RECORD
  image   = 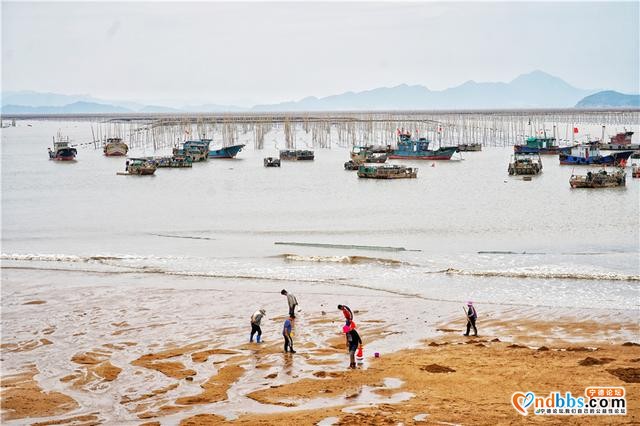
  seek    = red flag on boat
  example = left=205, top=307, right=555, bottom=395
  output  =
left=573, top=127, right=579, bottom=134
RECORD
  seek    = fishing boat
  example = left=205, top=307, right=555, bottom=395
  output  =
left=569, top=168, right=626, bottom=188
left=598, top=131, right=639, bottom=151
left=514, top=136, right=562, bottom=154
left=264, top=157, right=281, bottom=167
left=559, top=142, right=633, bottom=166
left=357, top=164, right=418, bottom=179
left=173, top=140, right=210, bottom=162
left=208, top=144, right=245, bottom=159
left=146, top=156, right=192, bottom=168
left=508, top=153, right=543, bottom=175
left=388, top=133, right=457, bottom=160
left=48, top=132, right=77, bottom=161
left=103, top=137, right=129, bottom=156
left=344, top=160, right=360, bottom=170
left=350, top=146, right=387, bottom=163
left=457, top=143, right=482, bottom=152
left=120, top=158, right=157, bottom=175
left=279, top=150, right=314, bottom=161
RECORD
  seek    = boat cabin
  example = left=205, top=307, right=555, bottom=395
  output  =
left=524, top=136, right=557, bottom=149
left=396, top=136, right=431, bottom=153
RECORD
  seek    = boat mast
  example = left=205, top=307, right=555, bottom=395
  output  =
left=601, top=125, right=605, bottom=143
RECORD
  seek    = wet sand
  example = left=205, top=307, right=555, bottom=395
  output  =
left=1, top=269, right=639, bottom=424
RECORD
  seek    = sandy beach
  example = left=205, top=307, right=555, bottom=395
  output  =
left=1, top=268, right=638, bottom=425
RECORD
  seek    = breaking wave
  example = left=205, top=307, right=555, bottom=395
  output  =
left=278, top=253, right=409, bottom=266
left=441, top=268, right=640, bottom=282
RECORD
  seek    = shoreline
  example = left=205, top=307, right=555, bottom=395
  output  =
left=1, top=268, right=639, bottom=424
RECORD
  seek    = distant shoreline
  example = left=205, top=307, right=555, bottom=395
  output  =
left=2, top=107, right=640, bottom=122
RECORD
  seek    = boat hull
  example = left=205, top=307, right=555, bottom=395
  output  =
left=357, top=165, right=418, bottom=179
left=570, top=171, right=626, bottom=188
left=280, top=150, right=315, bottom=161
left=559, top=151, right=633, bottom=166
left=49, top=148, right=77, bottom=161
left=598, top=143, right=640, bottom=151
left=457, top=144, right=482, bottom=152
left=208, top=144, right=245, bottom=159
left=514, top=145, right=562, bottom=155
left=388, top=147, right=457, bottom=160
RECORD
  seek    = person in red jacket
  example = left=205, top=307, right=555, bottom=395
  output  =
left=337, top=304, right=353, bottom=326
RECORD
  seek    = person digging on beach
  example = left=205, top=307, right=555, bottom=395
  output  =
left=281, top=289, right=298, bottom=318
left=463, top=301, right=478, bottom=336
left=283, top=315, right=296, bottom=353
left=337, top=304, right=354, bottom=326
left=250, top=308, right=266, bottom=343
left=344, top=323, right=362, bottom=369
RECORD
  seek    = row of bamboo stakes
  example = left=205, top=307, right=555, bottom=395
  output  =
left=87, top=110, right=639, bottom=151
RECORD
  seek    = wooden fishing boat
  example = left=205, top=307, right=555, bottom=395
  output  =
left=357, top=164, right=418, bottom=179
left=569, top=168, right=626, bottom=188
left=209, top=144, right=245, bottom=159
left=264, top=157, right=281, bottom=167
left=457, top=143, right=482, bottom=152
left=388, top=132, right=457, bottom=160
left=48, top=132, right=77, bottom=161
left=514, top=136, right=561, bottom=154
left=279, top=150, right=314, bottom=161
left=559, top=142, right=633, bottom=166
left=350, top=146, right=388, bottom=163
left=508, top=153, right=542, bottom=175
left=120, top=158, right=157, bottom=175
left=344, top=160, right=360, bottom=170
left=103, top=137, right=129, bottom=156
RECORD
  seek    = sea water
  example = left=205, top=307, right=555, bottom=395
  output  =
left=2, top=120, right=638, bottom=311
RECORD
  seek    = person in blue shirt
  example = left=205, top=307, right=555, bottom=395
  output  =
left=283, top=316, right=296, bottom=353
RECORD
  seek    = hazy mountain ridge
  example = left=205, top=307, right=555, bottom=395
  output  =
left=575, top=90, right=640, bottom=108
left=2, top=71, right=637, bottom=113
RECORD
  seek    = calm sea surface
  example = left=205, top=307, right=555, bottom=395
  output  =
left=2, top=120, right=639, bottom=311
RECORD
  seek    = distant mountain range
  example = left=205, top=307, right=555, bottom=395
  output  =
left=575, top=90, right=640, bottom=108
left=2, top=71, right=638, bottom=113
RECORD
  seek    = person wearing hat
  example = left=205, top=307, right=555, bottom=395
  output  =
left=250, top=308, right=266, bottom=343
left=281, top=289, right=298, bottom=318
left=337, top=304, right=353, bottom=326
left=463, top=301, right=478, bottom=336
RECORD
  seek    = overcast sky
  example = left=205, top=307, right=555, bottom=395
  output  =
left=2, top=1, right=638, bottom=106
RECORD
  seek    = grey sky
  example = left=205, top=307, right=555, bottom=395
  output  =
left=2, top=1, right=638, bottom=106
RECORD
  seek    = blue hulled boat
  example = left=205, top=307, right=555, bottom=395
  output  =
left=388, top=133, right=458, bottom=160
left=208, top=144, right=245, bottom=159
left=559, top=142, right=633, bottom=166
